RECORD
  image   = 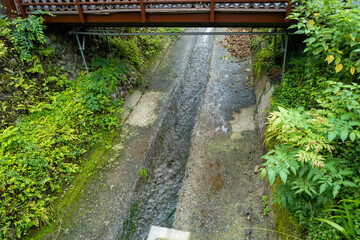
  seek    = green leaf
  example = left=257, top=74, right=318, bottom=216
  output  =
left=349, top=132, right=356, bottom=141
left=279, top=171, right=287, bottom=184
left=319, top=183, right=328, bottom=194
left=268, top=169, right=276, bottom=186
left=340, top=130, right=348, bottom=142
left=316, top=218, right=351, bottom=240
left=342, top=181, right=357, bottom=187
left=333, top=184, right=341, bottom=198
left=260, top=168, right=266, bottom=179
left=350, top=32, right=356, bottom=41
left=328, top=131, right=337, bottom=142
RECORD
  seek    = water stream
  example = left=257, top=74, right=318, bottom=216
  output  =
left=119, top=28, right=214, bottom=239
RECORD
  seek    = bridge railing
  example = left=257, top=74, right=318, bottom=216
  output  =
left=3, top=0, right=294, bottom=24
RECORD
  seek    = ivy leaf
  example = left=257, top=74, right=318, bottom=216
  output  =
left=279, top=171, right=287, bottom=184
left=340, top=130, right=348, bottom=142
left=328, top=131, right=337, bottom=142
left=335, top=64, right=343, bottom=73
left=332, top=184, right=341, bottom=198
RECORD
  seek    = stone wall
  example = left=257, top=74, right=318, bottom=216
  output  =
left=45, top=27, right=138, bottom=100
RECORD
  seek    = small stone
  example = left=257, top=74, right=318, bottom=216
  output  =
left=254, top=165, right=260, bottom=174
left=9, top=58, right=18, bottom=67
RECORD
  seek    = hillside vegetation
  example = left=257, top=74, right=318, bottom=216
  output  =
left=256, top=0, right=360, bottom=239
left=0, top=13, right=175, bottom=238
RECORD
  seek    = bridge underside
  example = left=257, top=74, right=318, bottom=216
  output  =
left=3, top=0, right=294, bottom=27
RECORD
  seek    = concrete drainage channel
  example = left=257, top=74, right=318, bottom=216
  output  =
left=51, top=28, right=274, bottom=240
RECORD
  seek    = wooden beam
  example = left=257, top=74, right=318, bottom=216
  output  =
left=140, top=0, right=146, bottom=22
left=210, top=0, right=214, bottom=22
left=75, top=0, right=86, bottom=23
left=285, top=0, right=292, bottom=22
left=15, top=0, right=27, bottom=18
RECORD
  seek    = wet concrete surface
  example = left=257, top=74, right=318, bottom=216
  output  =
left=174, top=30, right=269, bottom=239
left=49, top=28, right=270, bottom=240
left=119, top=28, right=214, bottom=240
left=53, top=30, right=195, bottom=240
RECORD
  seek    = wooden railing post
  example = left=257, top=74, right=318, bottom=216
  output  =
left=15, top=0, right=27, bottom=18
left=75, top=0, right=85, bottom=23
left=285, top=0, right=292, bottom=22
left=210, top=0, right=214, bottom=22
left=140, top=0, right=146, bottom=23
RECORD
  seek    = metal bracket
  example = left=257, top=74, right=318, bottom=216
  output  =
left=75, top=33, right=89, bottom=71
left=281, top=32, right=288, bottom=85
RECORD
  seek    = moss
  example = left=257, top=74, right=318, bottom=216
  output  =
left=24, top=131, right=118, bottom=240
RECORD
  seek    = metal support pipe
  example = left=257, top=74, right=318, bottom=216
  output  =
left=281, top=33, right=288, bottom=85
left=69, top=30, right=287, bottom=36
left=75, top=33, right=89, bottom=70
left=273, top=28, right=277, bottom=60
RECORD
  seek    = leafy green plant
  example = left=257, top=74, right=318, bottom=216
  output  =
left=317, top=199, right=360, bottom=240
left=289, top=0, right=360, bottom=76
left=11, top=12, right=48, bottom=61
left=262, top=81, right=360, bottom=218
left=139, top=168, right=148, bottom=180
left=262, top=195, right=270, bottom=215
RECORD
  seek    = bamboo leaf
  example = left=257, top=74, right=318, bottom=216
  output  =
left=316, top=218, right=351, bottom=240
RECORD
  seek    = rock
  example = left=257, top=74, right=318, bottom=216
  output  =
left=254, top=165, right=260, bottom=174
left=106, top=52, right=116, bottom=59
left=9, top=58, right=18, bottom=67
left=49, top=33, right=57, bottom=42
left=44, top=36, right=51, bottom=45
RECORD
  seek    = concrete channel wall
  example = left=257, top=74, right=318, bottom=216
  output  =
left=254, top=72, right=299, bottom=240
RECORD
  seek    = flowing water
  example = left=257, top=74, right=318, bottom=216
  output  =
left=119, top=28, right=215, bottom=239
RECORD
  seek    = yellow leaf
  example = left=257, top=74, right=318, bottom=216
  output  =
left=307, top=20, right=315, bottom=26
left=338, top=51, right=343, bottom=55
left=314, top=13, right=320, bottom=16
left=350, top=66, right=355, bottom=75
left=335, top=64, right=343, bottom=73
left=325, top=55, right=334, bottom=64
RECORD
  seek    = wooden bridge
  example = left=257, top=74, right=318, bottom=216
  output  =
left=3, top=0, right=295, bottom=27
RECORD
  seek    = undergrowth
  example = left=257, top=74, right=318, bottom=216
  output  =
left=254, top=0, right=360, bottom=239
left=0, top=14, right=172, bottom=239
